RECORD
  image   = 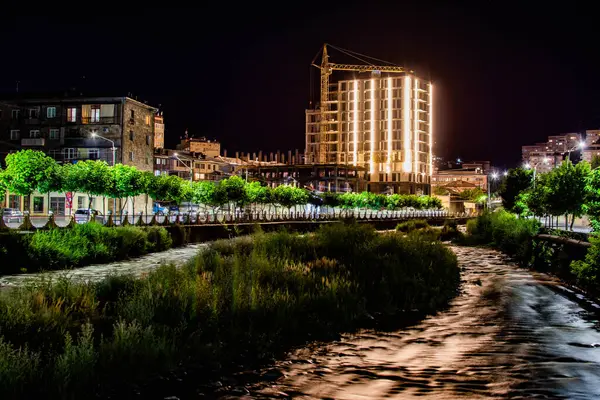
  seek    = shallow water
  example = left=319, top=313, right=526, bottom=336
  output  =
left=237, top=246, right=600, bottom=399
left=0, top=243, right=205, bottom=287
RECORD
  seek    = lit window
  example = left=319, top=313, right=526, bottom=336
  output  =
left=49, top=129, right=59, bottom=140
left=145, top=115, right=150, bottom=126
left=11, top=109, right=20, bottom=119
left=47, top=107, right=57, bottom=118
left=67, top=108, right=77, bottom=122
left=155, top=158, right=161, bottom=165
left=90, top=106, right=100, bottom=123
left=154, top=170, right=160, bottom=176
left=29, top=130, right=40, bottom=138
left=10, top=130, right=20, bottom=140
left=63, top=148, right=76, bottom=159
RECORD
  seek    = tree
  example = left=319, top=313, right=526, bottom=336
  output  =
left=139, top=171, right=155, bottom=214
left=0, top=150, right=59, bottom=196
left=220, top=176, right=248, bottom=211
left=63, top=160, right=113, bottom=211
left=592, top=154, right=600, bottom=170
left=273, top=185, right=308, bottom=211
left=0, top=168, right=6, bottom=203
left=584, top=168, right=600, bottom=231
left=545, top=160, right=590, bottom=230
left=459, top=188, right=486, bottom=203
left=433, top=186, right=450, bottom=196
left=245, top=181, right=272, bottom=212
left=498, top=167, right=533, bottom=212
left=109, top=164, right=145, bottom=214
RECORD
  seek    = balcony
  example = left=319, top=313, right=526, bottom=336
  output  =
left=81, top=116, right=118, bottom=124
left=21, top=138, right=45, bottom=147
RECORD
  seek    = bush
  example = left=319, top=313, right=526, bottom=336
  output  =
left=0, top=223, right=459, bottom=398
left=396, top=219, right=429, bottom=233
left=571, top=234, right=600, bottom=295
left=464, top=210, right=540, bottom=263
left=0, top=225, right=173, bottom=274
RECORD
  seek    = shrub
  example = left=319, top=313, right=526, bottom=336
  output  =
left=396, top=219, right=429, bottom=233
left=571, top=234, right=600, bottom=295
left=0, top=225, right=173, bottom=274
left=464, top=210, right=540, bottom=263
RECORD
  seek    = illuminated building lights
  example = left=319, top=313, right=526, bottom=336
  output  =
left=414, top=78, right=419, bottom=175
left=428, top=83, right=433, bottom=176
left=403, top=75, right=412, bottom=173
left=370, top=78, right=375, bottom=175
left=353, top=80, right=358, bottom=166
left=387, top=77, right=393, bottom=174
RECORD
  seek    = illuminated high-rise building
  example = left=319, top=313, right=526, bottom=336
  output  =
left=305, top=72, right=433, bottom=194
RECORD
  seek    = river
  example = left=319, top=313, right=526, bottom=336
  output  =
left=207, top=246, right=600, bottom=399
left=4, top=242, right=600, bottom=398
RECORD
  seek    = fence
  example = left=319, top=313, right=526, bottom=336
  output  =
left=1, top=209, right=473, bottom=231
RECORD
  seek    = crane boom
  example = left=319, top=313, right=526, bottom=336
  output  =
left=313, top=44, right=409, bottom=164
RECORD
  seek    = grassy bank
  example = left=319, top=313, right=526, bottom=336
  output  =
left=0, top=224, right=172, bottom=274
left=0, top=222, right=459, bottom=399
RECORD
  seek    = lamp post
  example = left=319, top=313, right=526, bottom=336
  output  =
left=173, top=152, right=193, bottom=182
left=91, top=132, right=117, bottom=212
left=487, top=172, right=498, bottom=210
left=566, top=141, right=586, bottom=162
left=524, top=157, right=550, bottom=189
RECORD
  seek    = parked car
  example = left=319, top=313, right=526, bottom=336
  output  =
left=74, top=208, right=103, bottom=224
left=2, top=208, right=23, bottom=224
left=153, top=203, right=169, bottom=215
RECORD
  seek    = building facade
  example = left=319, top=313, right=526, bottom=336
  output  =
left=177, top=137, right=221, bottom=157
left=431, top=168, right=488, bottom=193
left=305, top=74, right=433, bottom=194
left=0, top=96, right=158, bottom=215
left=154, top=112, right=165, bottom=149
left=154, top=148, right=226, bottom=182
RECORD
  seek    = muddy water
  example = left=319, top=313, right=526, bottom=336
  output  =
left=238, top=246, right=600, bottom=399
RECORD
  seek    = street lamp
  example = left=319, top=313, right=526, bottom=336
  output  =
left=524, top=157, right=549, bottom=188
left=91, top=132, right=117, bottom=212
left=173, top=152, right=193, bottom=182
left=487, top=172, right=499, bottom=209
left=566, top=141, right=586, bottom=161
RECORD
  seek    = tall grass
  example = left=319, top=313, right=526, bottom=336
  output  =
left=0, top=224, right=172, bottom=274
left=0, top=223, right=459, bottom=398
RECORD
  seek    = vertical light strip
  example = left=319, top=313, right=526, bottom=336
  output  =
left=353, top=80, right=358, bottom=166
left=370, top=78, right=375, bottom=175
left=387, top=77, right=393, bottom=174
left=403, top=76, right=412, bottom=172
left=414, top=78, right=419, bottom=175
left=428, top=83, right=433, bottom=176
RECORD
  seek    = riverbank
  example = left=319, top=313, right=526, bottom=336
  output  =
left=0, top=223, right=459, bottom=399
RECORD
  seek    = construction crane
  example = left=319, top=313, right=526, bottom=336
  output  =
left=311, top=44, right=412, bottom=164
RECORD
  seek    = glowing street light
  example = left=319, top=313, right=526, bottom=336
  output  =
left=173, top=152, right=193, bottom=182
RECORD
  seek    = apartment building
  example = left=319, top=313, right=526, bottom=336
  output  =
left=177, top=137, right=221, bottom=157
left=0, top=95, right=158, bottom=215
left=521, top=132, right=585, bottom=173
left=154, top=148, right=226, bottom=182
left=305, top=74, right=432, bottom=194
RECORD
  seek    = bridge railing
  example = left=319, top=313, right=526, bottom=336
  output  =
left=1, top=209, right=473, bottom=230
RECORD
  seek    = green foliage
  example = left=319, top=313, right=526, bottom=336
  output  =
left=465, top=210, right=541, bottom=262
left=273, top=185, right=308, bottom=209
left=64, top=161, right=112, bottom=207
left=433, top=186, right=450, bottom=195
left=592, top=154, right=600, bottom=170
left=396, top=219, right=430, bottom=232
left=544, top=160, right=590, bottom=221
left=320, top=191, right=340, bottom=208
left=571, top=234, right=600, bottom=294
left=459, top=188, right=486, bottom=202
left=0, top=150, right=60, bottom=196
left=0, top=224, right=459, bottom=398
left=220, top=176, right=248, bottom=206
left=584, top=168, right=600, bottom=231
left=498, top=167, right=533, bottom=212
left=0, top=225, right=172, bottom=273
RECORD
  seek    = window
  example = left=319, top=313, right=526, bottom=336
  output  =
left=8, top=195, right=20, bottom=209
left=130, top=109, right=135, bottom=119
left=29, top=130, right=40, bottom=138
left=154, top=170, right=161, bottom=176
left=10, top=130, right=20, bottom=140
left=155, top=158, right=161, bottom=165
left=28, top=109, right=39, bottom=118
left=129, top=151, right=134, bottom=161
left=46, top=107, right=57, bottom=118
left=63, top=148, right=76, bottom=159
left=33, top=196, right=44, bottom=213
left=49, top=129, right=59, bottom=140
left=146, top=135, right=151, bottom=145
left=67, top=107, right=77, bottom=122
left=145, top=156, right=149, bottom=165
left=129, top=130, right=134, bottom=141
left=77, top=196, right=85, bottom=210
left=50, top=197, right=65, bottom=216
left=11, top=109, right=20, bottom=119
left=145, top=115, right=150, bottom=126
left=91, top=106, right=100, bottom=123
left=88, top=148, right=100, bottom=160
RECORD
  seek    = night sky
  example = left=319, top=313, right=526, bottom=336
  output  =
left=2, top=2, right=600, bottom=168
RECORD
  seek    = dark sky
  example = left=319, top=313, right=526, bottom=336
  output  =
left=1, top=2, right=600, bottom=168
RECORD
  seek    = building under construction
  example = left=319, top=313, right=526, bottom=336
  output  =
left=305, top=44, right=433, bottom=194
